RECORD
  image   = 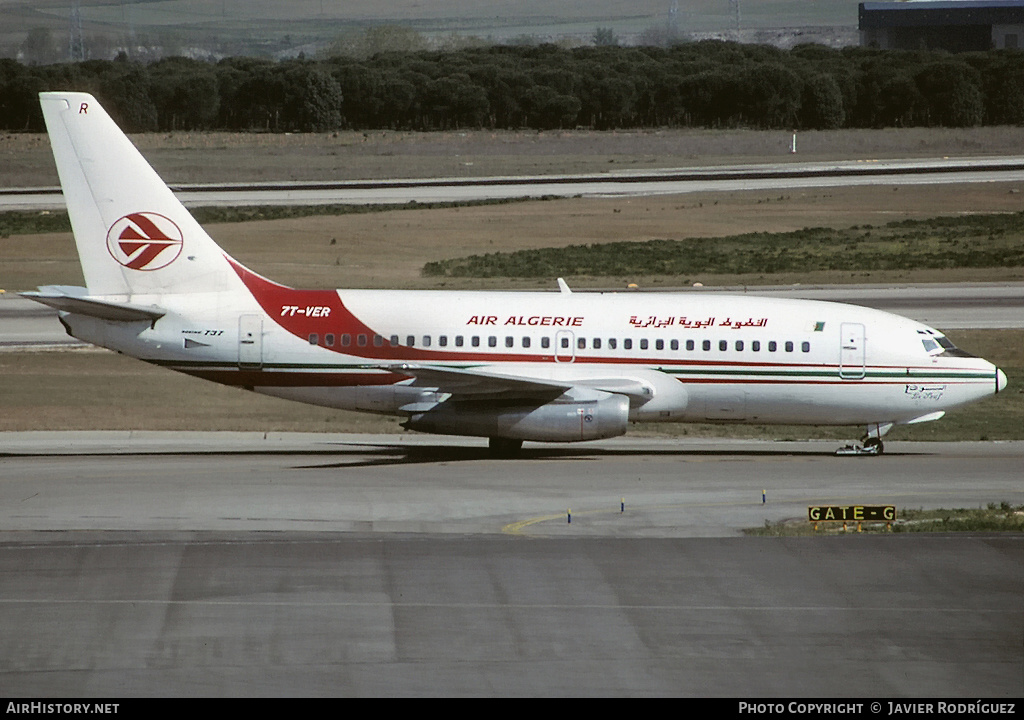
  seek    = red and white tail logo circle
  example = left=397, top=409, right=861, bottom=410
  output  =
left=106, top=212, right=183, bottom=271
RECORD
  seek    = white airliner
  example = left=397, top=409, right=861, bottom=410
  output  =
left=25, top=92, right=1007, bottom=456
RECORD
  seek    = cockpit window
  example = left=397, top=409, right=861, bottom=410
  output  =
left=921, top=333, right=976, bottom=358
left=935, top=335, right=976, bottom=358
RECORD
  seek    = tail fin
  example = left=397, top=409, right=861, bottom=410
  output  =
left=39, top=92, right=243, bottom=297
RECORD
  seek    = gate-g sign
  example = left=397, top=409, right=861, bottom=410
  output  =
left=809, top=505, right=896, bottom=530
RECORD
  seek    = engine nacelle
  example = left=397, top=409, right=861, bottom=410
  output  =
left=404, top=390, right=630, bottom=442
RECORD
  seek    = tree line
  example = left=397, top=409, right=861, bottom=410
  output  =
left=2, top=41, right=1023, bottom=133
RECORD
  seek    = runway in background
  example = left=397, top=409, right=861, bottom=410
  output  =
left=4, top=156, right=1024, bottom=210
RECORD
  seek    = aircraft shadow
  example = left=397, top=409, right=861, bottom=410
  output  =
left=291, top=442, right=911, bottom=469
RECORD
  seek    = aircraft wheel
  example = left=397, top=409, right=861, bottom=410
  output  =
left=864, top=437, right=884, bottom=455
left=488, top=437, right=523, bottom=458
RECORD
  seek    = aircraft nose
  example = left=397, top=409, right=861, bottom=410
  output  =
left=996, top=368, right=1007, bottom=394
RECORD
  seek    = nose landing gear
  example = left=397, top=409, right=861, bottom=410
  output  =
left=835, top=422, right=892, bottom=456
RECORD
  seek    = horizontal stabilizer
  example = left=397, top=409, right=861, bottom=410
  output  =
left=22, top=285, right=165, bottom=322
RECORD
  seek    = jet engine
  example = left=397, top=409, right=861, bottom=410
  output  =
left=403, top=389, right=630, bottom=442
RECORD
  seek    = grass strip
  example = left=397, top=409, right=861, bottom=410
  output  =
left=746, top=502, right=1024, bottom=536
left=422, top=212, right=1024, bottom=277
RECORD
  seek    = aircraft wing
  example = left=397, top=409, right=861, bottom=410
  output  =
left=377, top=363, right=651, bottom=402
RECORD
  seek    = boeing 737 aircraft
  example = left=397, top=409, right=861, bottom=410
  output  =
left=25, top=92, right=1007, bottom=456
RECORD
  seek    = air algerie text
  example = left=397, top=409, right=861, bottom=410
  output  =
left=467, top=315, right=584, bottom=327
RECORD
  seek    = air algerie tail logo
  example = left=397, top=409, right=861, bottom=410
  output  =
left=106, top=212, right=183, bottom=271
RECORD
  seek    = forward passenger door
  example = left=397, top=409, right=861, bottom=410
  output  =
left=839, top=322, right=865, bottom=379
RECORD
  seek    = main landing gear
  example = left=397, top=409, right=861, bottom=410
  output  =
left=488, top=437, right=523, bottom=458
left=835, top=422, right=892, bottom=457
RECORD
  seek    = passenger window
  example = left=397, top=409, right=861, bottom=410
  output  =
left=309, top=333, right=318, bottom=345
left=608, top=338, right=617, bottom=350
left=640, top=339, right=649, bottom=350
left=422, top=335, right=431, bottom=347
left=439, top=335, right=448, bottom=347
left=578, top=337, right=586, bottom=349
left=593, top=338, right=601, bottom=349
left=342, top=334, right=351, bottom=347
left=624, top=339, right=633, bottom=350
left=405, top=335, right=415, bottom=347
left=785, top=341, right=794, bottom=352
left=455, top=336, right=464, bottom=347
left=670, top=339, right=678, bottom=351
left=472, top=336, right=480, bottom=347
left=488, top=336, right=497, bottom=347
left=719, top=340, right=727, bottom=352
left=541, top=337, right=550, bottom=349
left=373, top=334, right=383, bottom=347
left=802, top=341, right=810, bottom=353
left=735, top=340, right=743, bottom=351
left=686, top=340, right=694, bottom=351
left=505, top=336, right=514, bottom=348
left=655, top=339, right=664, bottom=351
left=702, top=340, right=711, bottom=351
left=325, top=333, right=335, bottom=347
left=752, top=341, right=760, bottom=352
left=522, top=337, right=531, bottom=348
left=357, top=334, right=367, bottom=347
left=389, top=335, right=399, bottom=347
left=768, top=341, right=777, bottom=352
left=561, top=337, right=570, bottom=349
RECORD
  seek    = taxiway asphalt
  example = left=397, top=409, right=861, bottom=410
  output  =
left=0, top=433, right=1020, bottom=696
left=2, top=433, right=1023, bottom=537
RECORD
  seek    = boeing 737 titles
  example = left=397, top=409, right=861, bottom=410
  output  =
left=24, top=93, right=1007, bottom=456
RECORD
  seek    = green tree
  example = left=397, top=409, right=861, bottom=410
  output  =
left=149, top=58, right=219, bottom=130
left=97, top=62, right=158, bottom=132
left=678, top=70, right=740, bottom=127
left=735, top=63, right=803, bottom=128
left=877, top=72, right=925, bottom=127
left=283, top=65, right=342, bottom=132
left=231, top=61, right=288, bottom=131
left=915, top=61, right=983, bottom=127
left=0, top=59, right=45, bottom=130
left=800, top=74, right=845, bottom=129
left=422, top=74, right=488, bottom=129
left=521, top=85, right=580, bottom=129
left=974, top=52, right=1024, bottom=124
